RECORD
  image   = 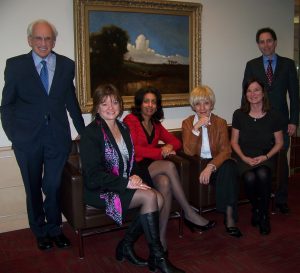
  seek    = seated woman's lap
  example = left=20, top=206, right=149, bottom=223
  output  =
left=148, top=159, right=176, bottom=177
left=129, top=188, right=163, bottom=212
left=243, top=165, right=272, bottom=187
left=210, top=159, right=239, bottom=213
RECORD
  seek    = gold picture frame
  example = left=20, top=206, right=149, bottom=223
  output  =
left=74, top=0, right=202, bottom=112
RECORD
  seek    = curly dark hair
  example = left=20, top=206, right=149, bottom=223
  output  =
left=131, top=86, right=164, bottom=123
left=241, top=78, right=270, bottom=113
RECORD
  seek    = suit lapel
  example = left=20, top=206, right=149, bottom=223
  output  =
left=49, top=52, right=60, bottom=95
left=272, top=54, right=282, bottom=84
left=257, top=56, right=269, bottom=83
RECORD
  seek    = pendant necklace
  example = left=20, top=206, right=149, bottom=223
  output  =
left=250, top=111, right=265, bottom=122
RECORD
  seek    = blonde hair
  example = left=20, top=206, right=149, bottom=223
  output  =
left=189, top=85, right=215, bottom=109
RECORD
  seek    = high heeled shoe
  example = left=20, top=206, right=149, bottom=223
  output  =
left=184, top=218, right=216, bottom=232
left=225, top=226, right=243, bottom=238
left=259, top=214, right=271, bottom=235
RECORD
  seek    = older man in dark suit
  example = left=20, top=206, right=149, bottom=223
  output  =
left=243, top=27, right=299, bottom=214
left=0, top=19, right=85, bottom=250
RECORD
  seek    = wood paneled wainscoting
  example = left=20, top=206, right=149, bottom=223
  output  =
left=0, top=147, right=28, bottom=232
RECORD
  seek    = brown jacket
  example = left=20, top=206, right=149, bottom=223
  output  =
left=181, top=113, right=231, bottom=169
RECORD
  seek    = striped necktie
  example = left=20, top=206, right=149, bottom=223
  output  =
left=40, top=60, right=49, bottom=93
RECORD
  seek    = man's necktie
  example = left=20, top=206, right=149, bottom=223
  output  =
left=40, top=60, right=49, bottom=93
left=266, top=59, right=273, bottom=85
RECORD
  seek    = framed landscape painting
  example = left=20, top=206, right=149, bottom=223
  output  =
left=74, top=0, right=202, bottom=112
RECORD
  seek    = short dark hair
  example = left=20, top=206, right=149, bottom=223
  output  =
left=91, top=84, right=123, bottom=118
left=256, top=27, right=277, bottom=43
left=241, top=78, right=270, bottom=113
left=131, top=86, right=164, bottom=123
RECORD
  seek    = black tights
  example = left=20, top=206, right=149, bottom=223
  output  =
left=129, top=188, right=163, bottom=215
left=242, top=165, right=272, bottom=215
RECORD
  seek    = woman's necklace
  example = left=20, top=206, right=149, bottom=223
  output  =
left=249, top=111, right=266, bottom=122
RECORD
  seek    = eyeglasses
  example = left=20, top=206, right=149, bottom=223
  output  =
left=31, top=36, right=54, bottom=43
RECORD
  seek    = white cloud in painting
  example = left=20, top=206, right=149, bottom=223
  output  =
left=124, top=34, right=188, bottom=65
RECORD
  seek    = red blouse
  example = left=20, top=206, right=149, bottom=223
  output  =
left=123, top=113, right=182, bottom=162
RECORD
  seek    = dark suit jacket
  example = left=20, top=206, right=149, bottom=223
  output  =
left=79, top=117, right=136, bottom=210
left=243, top=55, right=299, bottom=127
left=0, top=51, right=85, bottom=152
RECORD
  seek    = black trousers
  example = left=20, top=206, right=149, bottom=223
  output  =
left=13, top=126, right=68, bottom=238
left=210, top=159, right=239, bottom=221
left=242, top=165, right=272, bottom=215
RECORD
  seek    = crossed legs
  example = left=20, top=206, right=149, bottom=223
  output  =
left=148, top=160, right=209, bottom=250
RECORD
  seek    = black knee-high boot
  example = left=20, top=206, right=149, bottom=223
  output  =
left=140, top=211, right=185, bottom=273
left=116, top=216, right=148, bottom=266
left=251, top=198, right=260, bottom=227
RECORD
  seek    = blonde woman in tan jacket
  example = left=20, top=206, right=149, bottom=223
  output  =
left=182, top=85, right=242, bottom=238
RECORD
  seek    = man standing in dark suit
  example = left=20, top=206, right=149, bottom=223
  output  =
left=243, top=27, right=299, bottom=214
left=0, top=19, right=85, bottom=250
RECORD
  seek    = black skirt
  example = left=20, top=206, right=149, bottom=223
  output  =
left=135, top=159, right=155, bottom=187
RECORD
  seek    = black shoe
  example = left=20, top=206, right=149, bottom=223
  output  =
left=225, top=227, right=243, bottom=238
left=37, top=236, right=53, bottom=251
left=251, top=209, right=260, bottom=227
left=50, top=233, right=71, bottom=248
left=184, top=218, right=216, bottom=232
left=275, top=203, right=290, bottom=214
left=259, top=215, right=271, bottom=235
left=149, top=257, right=185, bottom=273
left=164, top=249, right=169, bottom=258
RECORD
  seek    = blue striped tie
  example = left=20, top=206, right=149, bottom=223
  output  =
left=40, top=60, right=49, bottom=93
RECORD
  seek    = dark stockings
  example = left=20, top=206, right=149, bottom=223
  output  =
left=243, top=165, right=272, bottom=215
left=129, top=188, right=163, bottom=214
left=149, top=160, right=209, bottom=250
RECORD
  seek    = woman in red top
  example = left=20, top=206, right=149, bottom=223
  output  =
left=124, top=87, right=215, bottom=252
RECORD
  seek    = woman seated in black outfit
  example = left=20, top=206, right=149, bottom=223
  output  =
left=80, top=84, right=184, bottom=273
left=231, top=79, right=283, bottom=235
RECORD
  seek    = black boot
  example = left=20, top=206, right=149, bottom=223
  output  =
left=116, top=216, right=148, bottom=266
left=259, top=214, right=271, bottom=235
left=251, top=208, right=260, bottom=227
left=140, top=211, right=185, bottom=273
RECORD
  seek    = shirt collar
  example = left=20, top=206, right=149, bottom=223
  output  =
left=32, top=51, right=54, bottom=66
left=263, top=54, right=277, bottom=63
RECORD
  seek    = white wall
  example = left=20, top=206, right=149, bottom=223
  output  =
left=0, top=0, right=294, bottom=147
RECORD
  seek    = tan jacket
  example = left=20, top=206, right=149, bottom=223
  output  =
left=181, top=113, right=231, bottom=169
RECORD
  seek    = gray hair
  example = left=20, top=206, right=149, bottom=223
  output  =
left=27, top=19, right=58, bottom=40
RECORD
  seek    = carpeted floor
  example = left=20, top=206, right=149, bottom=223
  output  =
left=0, top=176, right=299, bottom=273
